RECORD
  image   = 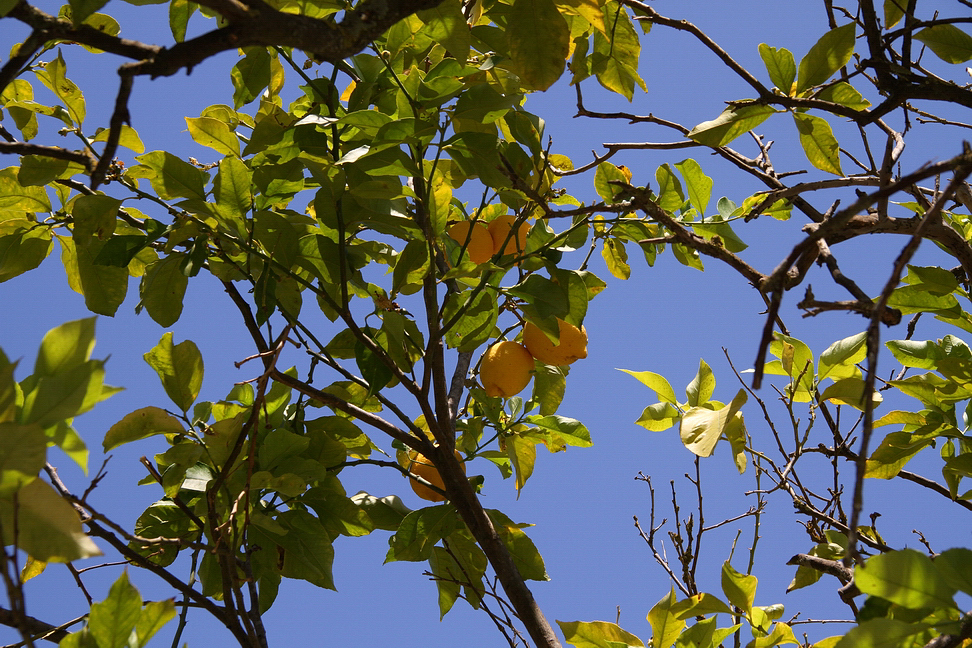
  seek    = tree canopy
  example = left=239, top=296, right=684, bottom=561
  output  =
left=3, top=0, right=972, bottom=647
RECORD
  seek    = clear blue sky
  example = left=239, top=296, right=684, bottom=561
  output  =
left=2, top=1, right=969, bottom=646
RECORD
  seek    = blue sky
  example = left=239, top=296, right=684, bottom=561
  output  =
left=2, top=1, right=971, bottom=646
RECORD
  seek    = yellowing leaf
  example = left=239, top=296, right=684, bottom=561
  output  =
left=679, top=389, right=747, bottom=458
left=557, top=620, right=645, bottom=648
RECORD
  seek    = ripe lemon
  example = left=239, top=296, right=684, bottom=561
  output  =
left=448, top=221, right=493, bottom=265
left=407, top=448, right=465, bottom=502
left=522, top=319, right=588, bottom=366
left=487, top=214, right=528, bottom=257
left=480, top=340, right=534, bottom=398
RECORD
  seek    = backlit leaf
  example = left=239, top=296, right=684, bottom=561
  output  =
left=795, top=23, right=856, bottom=93
left=856, top=549, right=957, bottom=609
left=793, top=113, right=842, bottom=176
left=915, top=25, right=972, bottom=64
left=688, top=104, right=776, bottom=147
left=508, top=0, right=570, bottom=91
left=143, top=333, right=203, bottom=412
left=557, top=620, right=644, bottom=648
left=0, top=478, right=101, bottom=562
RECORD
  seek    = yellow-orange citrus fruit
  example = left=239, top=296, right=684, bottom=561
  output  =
left=407, top=449, right=465, bottom=502
left=488, top=214, right=528, bottom=257
left=480, top=341, right=534, bottom=398
left=448, top=221, right=493, bottom=265
left=522, top=319, right=588, bottom=366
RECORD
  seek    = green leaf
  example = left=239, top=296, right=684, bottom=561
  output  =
left=685, top=358, right=716, bottom=407
left=0, top=168, right=53, bottom=213
left=35, top=52, right=85, bottom=126
left=231, top=47, right=273, bottom=108
left=168, top=0, right=195, bottom=42
left=680, top=389, right=747, bottom=458
left=34, top=317, right=95, bottom=378
left=647, top=588, right=685, bottom=648
left=855, top=549, right=957, bottom=609
left=834, top=619, right=929, bottom=648
left=417, top=0, right=470, bottom=64
left=20, top=360, right=109, bottom=428
left=0, top=423, right=46, bottom=496
left=619, top=369, right=678, bottom=404
left=67, top=0, right=108, bottom=25
left=0, top=221, right=52, bottom=282
left=818, top=332, right=867, bottom=381
left=72, top=195, right=120, bottom=243
left=821, top=378, right=882, bottom=410
left=589, top=4, right=645, bottom=100
left=758, top=44, right=796, bottom=92
left=795, top=23, right=856, bottom=93
left=88, top=572, right=142, bottom=648
left=935, top=548, right=972, bottom=597
left=91, top=124, right=144, bottom=153
left=669, top=592, right=733, bottom=619
left=387, top=506, right=460, bottom=562
left=557, top=620, right=645, bottom=648
left=633, top=402, right=681, bottom=431
left=675, top=159, right=713, bottom=216
left=814, top=82, right=871, bottom=110
left=524, top=414, right=593, bottom=448
left=276, top=510, right=336, bottom=590
left=602, top=239, right=630, bottom=280
left=793, top=113, right=842, bottom=176
left=135, top=599, right=176, bottom=646
left=507, top=0, right=570, bottom=90
left=103, top=406, right=186, bottom=452
left=186, top=116, right=240, bottom=157
left=487, top=509, right=547, bottom=580
left=914, top=25, right=972, bottom=64
left=509, top=274, right=570, bottom=321
left=594, top=162, right=628, bottom=204
left=532, top=364, right=567, bottom=416
left=132, top=501, right=197, bottom=566
left=721, top=561, right=757, bottom=615
left=213, top=157, right=250, bottom=237
left=134, top=151, right=208, bottom=201
left=139, top=254, right=189, bottom=327
left=506, top=434, right=537, bottom=492
left=654, top=164, right=685, bottom=212
left=143, top=333, right=203, bottom=412
left=0, top=478, right=101, bottom=562
left=884, top=0, right=905, bottom=29
left=688, top=104, right=776, bottom=147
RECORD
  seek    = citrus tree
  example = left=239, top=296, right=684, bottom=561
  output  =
left=3, top=0, right=972, bottom=647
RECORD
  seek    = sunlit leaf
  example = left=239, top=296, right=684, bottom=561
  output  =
left=793, top=112, right=842, bottom=176
left=915, top=25, right=972, bottom=64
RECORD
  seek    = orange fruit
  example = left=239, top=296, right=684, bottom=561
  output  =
left=448, top=221, right=493, bottom=265
left=488, top=214, right=528, bottom=257
left=522, top=319, right=588, bottom=366
left=407, top=448, right=464, bottom=502
left=480, top=340, right=534, bottom=398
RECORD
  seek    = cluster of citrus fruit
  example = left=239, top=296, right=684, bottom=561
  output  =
left=448, top=214, right=528, bottom=264
left=480, top=318, right=588, bottom=398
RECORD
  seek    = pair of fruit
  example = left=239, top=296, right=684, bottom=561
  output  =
left=480, top=318, right=588, bottom=398
left=447, top=214, right=528, bottom=265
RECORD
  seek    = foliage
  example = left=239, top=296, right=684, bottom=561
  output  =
left=2, top=0, right=972, bottom=647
